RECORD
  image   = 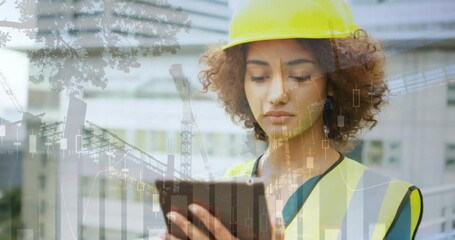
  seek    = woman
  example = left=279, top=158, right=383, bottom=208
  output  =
left=162, top=0, right=423, bottom=239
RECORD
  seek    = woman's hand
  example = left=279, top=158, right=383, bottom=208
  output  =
left=162, top=204, right=236, bottom=240
left=160, top=204, right=285, bottom=240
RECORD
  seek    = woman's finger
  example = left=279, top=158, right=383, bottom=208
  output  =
left=166, top=211, right=209, bottom=240
left=188, top=204, right=236, bottom=239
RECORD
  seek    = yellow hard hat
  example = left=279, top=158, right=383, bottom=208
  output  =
left=223, top=0, right=360, bottom=50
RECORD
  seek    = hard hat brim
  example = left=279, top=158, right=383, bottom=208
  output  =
left=222, top=26, right=361, bottom=50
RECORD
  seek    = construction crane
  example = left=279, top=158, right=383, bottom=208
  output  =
left=0, top=69, right=25, bottom=114
left=170, top=64, right=213, bottom=180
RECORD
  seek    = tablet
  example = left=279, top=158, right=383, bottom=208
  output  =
left=155, top=178, right=272, bottom=240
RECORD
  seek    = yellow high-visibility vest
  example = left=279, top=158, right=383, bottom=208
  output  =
left=226, top=156, right=423, bottom=240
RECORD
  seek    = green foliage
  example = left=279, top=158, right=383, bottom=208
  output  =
left=0, top=188, right=21, bottom=240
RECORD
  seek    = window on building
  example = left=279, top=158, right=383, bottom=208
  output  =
left=174, top=131, right=182, bottom=154
left=128, top=181, right=137, bottom=202
left=205, top=133, right=226, bottom=156
left=39, top=175, right=46, bottom=191
left=40, top=223, right=45, bottom=238
left=107, top=177, right=124, bottom=200
left=445, top=144, right=455, bottom=171
left=441, top=207, right=447, bottom=232
left=453, top=208, right=455, bottom=230
left=205, top=133, right=216, bottom=155
left=108, top=129, right=126, bottom=143
left=81, top=176, right=90, bottom=197
left=81, top=176, right=99, bottom=198
left=151, top=131, right=167, bottom=152
left=361, top=140, right=402, bottom=168
left=99, top=177, right=107, bottom=198
left=448, top=83, right=455, bottom=106
left=366, top=140, right=384, bottom=167
left=388, top=141, right=402, bottom=167
left=41, top=154, right=48, bottom=167
left=40, top=200, right=46, bottom=214
left=135, top=181, right=145, bottom=202
left=135, top=129, right=148, bottom=151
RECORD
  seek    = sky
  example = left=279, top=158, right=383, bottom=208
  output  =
left=0, top=1, right=32, bottom=121
left=0, top=49, right=29, bottom=121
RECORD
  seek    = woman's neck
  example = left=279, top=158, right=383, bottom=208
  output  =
left=258, top=122, right=340, bottom=182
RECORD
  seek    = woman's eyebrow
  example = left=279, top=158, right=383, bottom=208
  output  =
left=246, top=59, right=316, bottom=66
left=286, top=58, right=316, bottom=66
left=246, top=59, right=269, bottom=66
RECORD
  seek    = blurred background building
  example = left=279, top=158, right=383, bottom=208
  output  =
left=0, top=0, right=454, bottom=239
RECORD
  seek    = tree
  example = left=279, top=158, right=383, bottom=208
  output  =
left=0, top=188, right=21, bottom=240
left=0, top=0, right=191, bottom=94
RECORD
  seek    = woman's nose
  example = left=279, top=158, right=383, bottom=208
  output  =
left=268, top=59, right=290, bottom=105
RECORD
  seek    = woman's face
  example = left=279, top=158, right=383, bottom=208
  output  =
left=244, top=39, right=329, bottom=140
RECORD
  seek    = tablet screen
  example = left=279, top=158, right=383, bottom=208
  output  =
left=155, top=179, right=272, bottom=240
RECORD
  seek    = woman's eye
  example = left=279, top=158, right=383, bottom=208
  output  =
left=250, top=76, right=268, bottom=81
left=289, top=75, right=311, bottom=81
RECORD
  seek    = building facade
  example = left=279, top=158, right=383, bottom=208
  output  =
left=0, top=0, right=454, bottom=239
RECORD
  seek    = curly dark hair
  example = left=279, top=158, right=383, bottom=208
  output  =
left=199, top=30, right=388, bottom=151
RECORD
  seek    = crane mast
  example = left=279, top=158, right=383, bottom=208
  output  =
left=0, top=70, right=25, bottom=114
left=170, top=64, right=213, bottom=180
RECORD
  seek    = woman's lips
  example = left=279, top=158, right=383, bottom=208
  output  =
left=264, top=111, right=294, bottom=124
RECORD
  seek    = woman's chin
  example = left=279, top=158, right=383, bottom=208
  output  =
left=265, top=128, right=299, bottom=140
left=264, top=125, right=314, bottom=141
